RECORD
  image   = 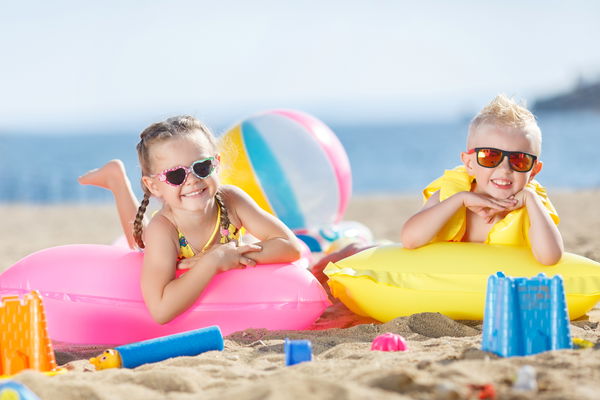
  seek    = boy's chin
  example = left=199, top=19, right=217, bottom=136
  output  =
left=486, top=187, right=517, bottom=200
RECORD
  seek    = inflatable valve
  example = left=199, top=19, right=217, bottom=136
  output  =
left=284, top=338, right=312, bottom=366
left=90, top=326, right=224, bottom=370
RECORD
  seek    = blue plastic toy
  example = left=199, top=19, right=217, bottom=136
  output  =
left=284, top=338, right=312, bottom=366
left=482, top=272, right=572, bottom=357
left=89, top=325, right=224, bottom=369
left=0, top=381, right=41, bottom=400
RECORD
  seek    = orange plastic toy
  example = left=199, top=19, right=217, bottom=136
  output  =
left=0, top=291, right=58, bottom=376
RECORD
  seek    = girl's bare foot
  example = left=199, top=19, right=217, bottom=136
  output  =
left=78, top=160, right=128, bottom=190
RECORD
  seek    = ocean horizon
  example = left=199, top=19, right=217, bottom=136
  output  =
left=1, top=110, right=598, bottom=204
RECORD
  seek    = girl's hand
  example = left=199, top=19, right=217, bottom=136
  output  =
left=176, top=254, right=204, bottom=270
left=462, top=192, right=517, bottom=223
left=207, top=242, right=262, bottom=272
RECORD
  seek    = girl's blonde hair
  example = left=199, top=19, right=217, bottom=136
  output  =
left=468, top=94, right=542, bottom=155
left=132, top=115, right=231, bottom=249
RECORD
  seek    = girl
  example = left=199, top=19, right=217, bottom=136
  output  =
left=80, top=116, right=303, bottom=324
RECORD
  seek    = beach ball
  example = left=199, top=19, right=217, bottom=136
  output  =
left=219, top=110, right=351, bottom=231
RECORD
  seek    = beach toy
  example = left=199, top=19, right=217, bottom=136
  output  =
left=324, top=242, right=600, bottom=321
left=0, top=244, right=330, bottom=345
left=481, top=272, right=572, bottom=357
left=572, top=337, right=596, bottom=349
left=467, top=384, right=496, bottom=400
left=89, top=326, right=223, bottom=370
left=0, top=291, right=59, bottom=377
left=513, top=365, right=537, bottom=392
left=0, top=382, right=41, bottom=400
left=284, top=338, right=313, bottom=366
left=370, top=333, right=408, bottom=352
left=219, top=110, right=352, bottom=232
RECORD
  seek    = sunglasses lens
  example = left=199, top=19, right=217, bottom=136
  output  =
left=165, top=168, right=187, bottom=185
left=477, top=148, right=503, bottom=168
left=193, top=159, right=214, bottom=178
left=508, top=153, right=534, bottom=172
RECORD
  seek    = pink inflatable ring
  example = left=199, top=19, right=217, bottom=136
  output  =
left=0, top=244, right=330, bottom=345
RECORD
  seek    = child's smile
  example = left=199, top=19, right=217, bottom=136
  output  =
left=182, top=188, right=206, bottom=198
left=463, top=123, right=540, bottom=200
left=490, top=178, right=513, bottom=190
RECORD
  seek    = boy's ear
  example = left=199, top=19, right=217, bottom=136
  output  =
left=529, top=160, right=543, bottom=181
left=141, top=176, right=162, bottom=198
left=461, top=151, right=475, bottom=174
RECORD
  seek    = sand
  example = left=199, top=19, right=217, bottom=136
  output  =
left=2, top=190, right=600, bottom=399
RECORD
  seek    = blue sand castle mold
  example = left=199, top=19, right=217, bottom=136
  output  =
left=482, top=272, right=572, bottom=357
left=284, top=338, right=312, bottom=366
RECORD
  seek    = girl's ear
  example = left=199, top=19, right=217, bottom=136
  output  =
left=461, top=151, right=475, bottom=174
left=142, top=176, right=162, bottom=198
left=214, top=154, right=222, bottom=176
left=529, top=160, right=543, bottom=182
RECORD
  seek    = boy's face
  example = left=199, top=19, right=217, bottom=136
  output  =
left=461, top=124, right=542, bottom=200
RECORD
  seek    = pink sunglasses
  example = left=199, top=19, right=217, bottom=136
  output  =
left=151, top=157, right=217, bottom=186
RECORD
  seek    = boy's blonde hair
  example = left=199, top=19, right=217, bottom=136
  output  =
left=468, top=94, right=542, bottom=155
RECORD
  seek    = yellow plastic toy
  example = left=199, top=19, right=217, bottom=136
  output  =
left=0, top=291, right=60, bottom=376
left=324, top=242, right=600, bottom=321
left=89, top=349, right=122, bottom=370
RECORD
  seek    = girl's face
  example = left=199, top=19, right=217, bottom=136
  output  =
left=143, top=133, right=219, bottom=213
left=461, top=124, right=542, bottom=199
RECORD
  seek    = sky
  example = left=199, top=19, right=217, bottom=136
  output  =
left=1, top=0, right=600, bottom=132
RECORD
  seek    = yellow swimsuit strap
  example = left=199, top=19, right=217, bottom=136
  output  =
left=201, top=204, right=222, bottom=253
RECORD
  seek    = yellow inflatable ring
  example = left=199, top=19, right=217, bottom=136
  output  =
left=324, top=242, right=600, bottom=321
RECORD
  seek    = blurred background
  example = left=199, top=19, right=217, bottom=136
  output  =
left=1, top=0, right=599, bottom=203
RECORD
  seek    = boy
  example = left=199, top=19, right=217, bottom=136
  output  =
left=400, top=95, right=563, bottom=265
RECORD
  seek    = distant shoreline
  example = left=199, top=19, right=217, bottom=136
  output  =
left=534, top=80, right=600, bottom=112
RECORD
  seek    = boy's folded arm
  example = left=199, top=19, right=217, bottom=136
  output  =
left=401, top=191, right=465, bottom=249
left=525, top=190, right=564, bottom=265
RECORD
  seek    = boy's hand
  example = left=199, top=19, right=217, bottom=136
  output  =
left=462, top=192, right=517, bottom=223
left=507, top=187, right=536, bottom=211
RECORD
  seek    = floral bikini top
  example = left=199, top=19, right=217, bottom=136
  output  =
left=177, top=204, right=243, bottom=260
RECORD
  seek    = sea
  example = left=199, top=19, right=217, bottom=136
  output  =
left=1, top=110, right=598, bottom=204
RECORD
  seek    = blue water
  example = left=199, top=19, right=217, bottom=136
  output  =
left=1, top=111, right=598, bottom=203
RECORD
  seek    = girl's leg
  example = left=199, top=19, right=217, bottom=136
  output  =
left=78, top=160, right=141, bottom=249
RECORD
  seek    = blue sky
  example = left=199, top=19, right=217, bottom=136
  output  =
left=1, top=1, right=599, bottom=132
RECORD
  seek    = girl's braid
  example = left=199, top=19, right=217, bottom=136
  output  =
left=133, top=192, right=150, bottom=249
left=214, top=190, right=233, bottom=243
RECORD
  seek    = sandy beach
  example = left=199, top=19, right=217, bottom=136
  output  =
left=2, top=190, right=600, bottom=399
